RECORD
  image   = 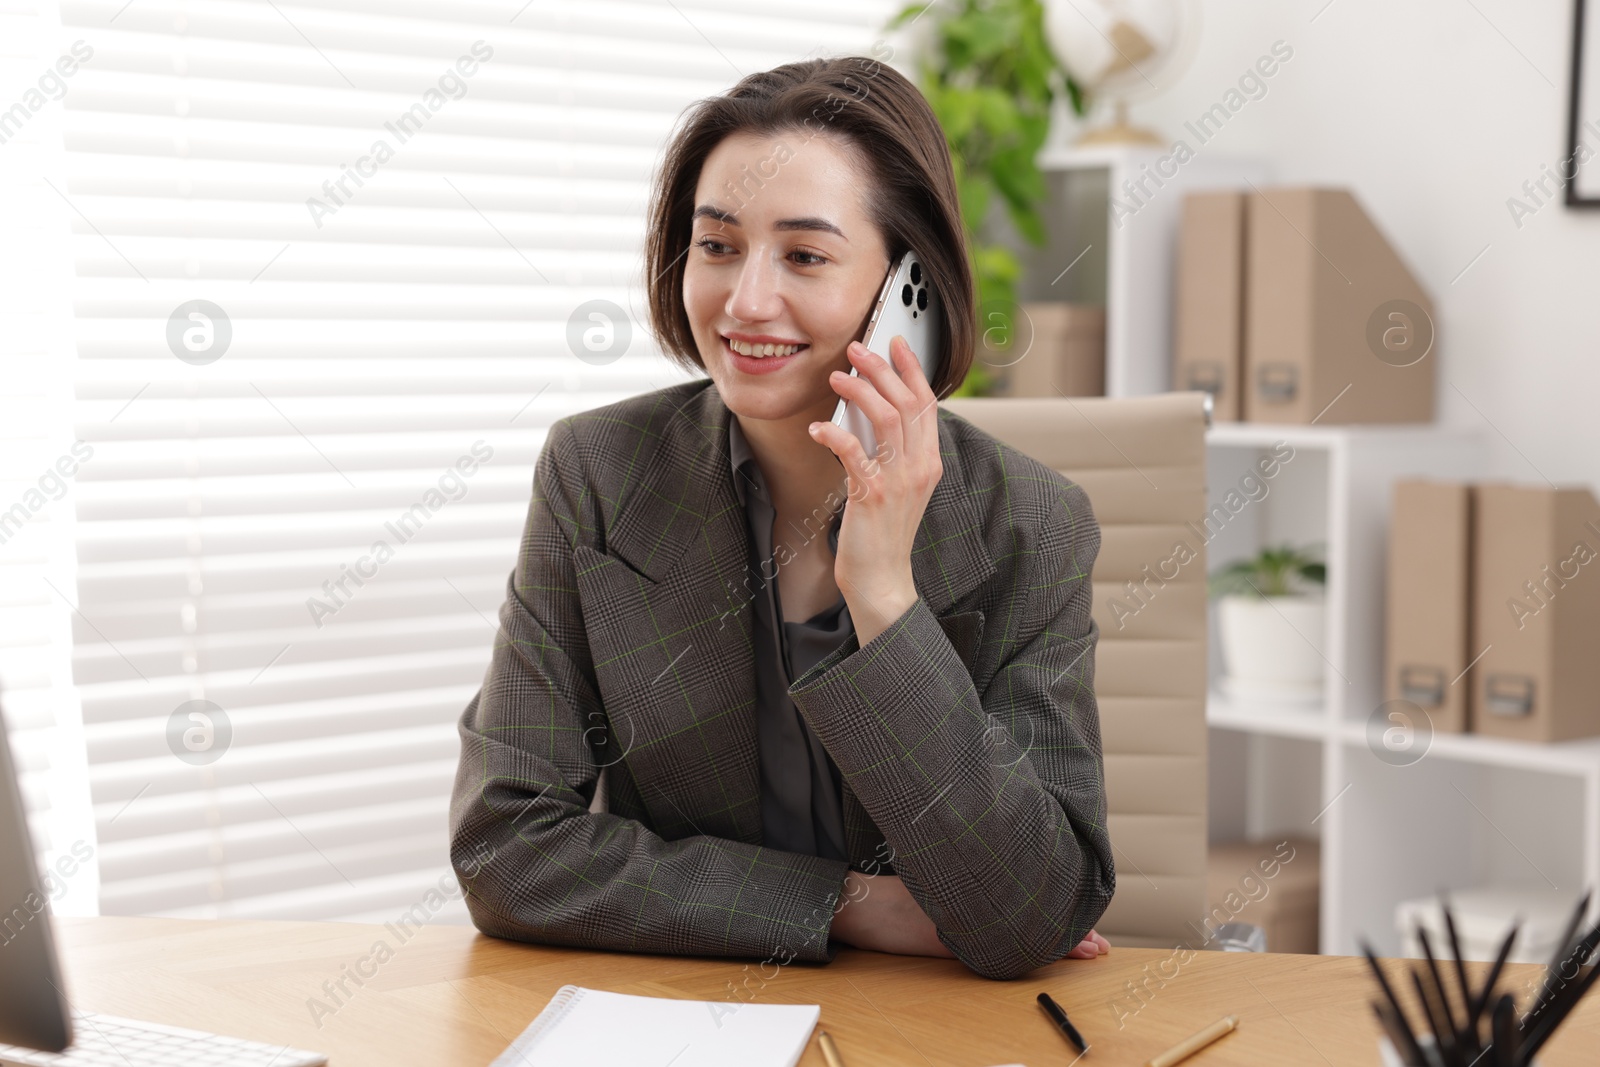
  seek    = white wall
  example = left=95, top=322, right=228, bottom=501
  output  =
left=1063, top=0, right=1599, bottom=486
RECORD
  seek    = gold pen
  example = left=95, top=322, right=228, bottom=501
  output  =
left=1145, top=1014, right=1239, bottom=1067
left=818, top=1029, right=847, bottom=1067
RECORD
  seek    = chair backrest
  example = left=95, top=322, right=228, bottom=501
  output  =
left=942, top=393, right=1208, bottom=948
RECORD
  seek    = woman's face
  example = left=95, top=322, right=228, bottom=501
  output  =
left=683, top=130, right=890, bottom=425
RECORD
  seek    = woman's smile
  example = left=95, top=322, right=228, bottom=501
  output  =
left=720, top=330, right=811, bottom=375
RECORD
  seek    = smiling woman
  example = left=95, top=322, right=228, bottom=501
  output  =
left=449, top=55, right=1115, bottom=982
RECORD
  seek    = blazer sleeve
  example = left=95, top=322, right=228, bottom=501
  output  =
left=787, top=476, right=1115, bottom=981
left=448, top=418, right=853, bottom=965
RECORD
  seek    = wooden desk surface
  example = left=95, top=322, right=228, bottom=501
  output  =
left=52, top=917, right=1600, bottom=1066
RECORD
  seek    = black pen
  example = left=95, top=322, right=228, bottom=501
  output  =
left=1037, top=991, right=1089, bottom=1054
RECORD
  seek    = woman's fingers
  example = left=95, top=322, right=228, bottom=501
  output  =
left=889, top=334, right=939, bottom=457
left=809, top=413, right=881, bottom=488
left=832, top=355, right=908, bottom=463
left=1066, top=929, right=1111, bottom=959
left=848, top=337, right=918, bottom=411
left=839, top=339, right=920, bottom=458
left=846, top=336, right=942, bottom=469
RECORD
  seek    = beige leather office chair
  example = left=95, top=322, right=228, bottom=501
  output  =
left=943, top=393, right=1209, bottom=949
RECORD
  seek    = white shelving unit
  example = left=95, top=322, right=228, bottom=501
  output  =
left=1203, top=422, right=1600, bottom=957
left=1013, top=141, right=1600, bottom=957
left=1021, top=145, right=1271, bottom=397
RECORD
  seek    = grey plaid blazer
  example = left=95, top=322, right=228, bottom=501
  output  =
left=449, top=378, right=1114, bottom=981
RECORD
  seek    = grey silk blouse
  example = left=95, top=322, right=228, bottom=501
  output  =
left=726, top=415, right=852, bottom=863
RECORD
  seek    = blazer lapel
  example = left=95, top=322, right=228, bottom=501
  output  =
left=573, top=382, right=997, bottom=867
left=569, top=386, right=764, bottom=846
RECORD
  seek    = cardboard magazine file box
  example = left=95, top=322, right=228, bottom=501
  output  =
left=1243, top=187, right=1436, bottom=424
left=1173, top=191, right=1246, bottom=421
left=1471, top=483, right=1600, bottom=742
left=1205, top=838, right=1320, bottom=954
left=1385, top=480, right=1474, bottom=733
left=1003, top=302, right=1106, bottom=398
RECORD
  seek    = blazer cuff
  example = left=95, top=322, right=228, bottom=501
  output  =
left=761, top=854, right=852, bottom=966
left=786, top=595, right=963, bottom=757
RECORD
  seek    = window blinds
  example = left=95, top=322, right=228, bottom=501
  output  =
left=0, top=0, right=102, bottom=919
left=52, top=0, right=898, bottom=923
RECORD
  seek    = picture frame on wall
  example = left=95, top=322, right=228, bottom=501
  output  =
left=1569, top=0, right=1600, bottom=205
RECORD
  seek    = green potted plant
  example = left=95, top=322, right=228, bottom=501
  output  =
left=1209, top=544, right=1328, bottom=704
left=886, top=0, right=1087, bottom=397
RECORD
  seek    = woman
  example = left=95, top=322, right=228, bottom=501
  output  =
left=449, top=55, right=1113, bottom=981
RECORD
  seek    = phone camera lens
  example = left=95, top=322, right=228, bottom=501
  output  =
left=901, top=283, right=914, bottom=306
left=910, top=262, right=922, bottom=284
left=916, top=288, right=928, bottom=312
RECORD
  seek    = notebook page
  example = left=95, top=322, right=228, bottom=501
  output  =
left=492, top=985, right=820, bottom=1067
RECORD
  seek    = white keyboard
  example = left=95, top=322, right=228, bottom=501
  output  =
left=0, top=1013, right=326, bottom=1066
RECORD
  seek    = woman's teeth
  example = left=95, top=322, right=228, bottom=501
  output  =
left=727, top=338, right=806, bottom=357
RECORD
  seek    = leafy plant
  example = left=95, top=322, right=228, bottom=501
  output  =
left=1209, top=544, right=1327, bottom=599
left=886, top=0, right=1086, bottom=397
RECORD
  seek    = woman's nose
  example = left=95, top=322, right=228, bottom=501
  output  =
left=725, top=254, right=784, bottom=322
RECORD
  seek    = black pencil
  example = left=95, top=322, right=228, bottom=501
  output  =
left=1522, top=891, right=1591, bottom=1035
left=1360, top=941, right=1425, bottom=1062
left=1520, top=951, right=1600, bottom=1061
left=1411, top=967, right=1461, bottom=1067
left=1372, top=1002, right=1425, bottom=1066
left=1518, top=911, right=1600, bottom=1047
left=1417, top=927, right=1462, bottom=1047
left=1468, top=922, right=1519, bottom=1025
left=1490, top=994, right=1515, bottom=1067
left=1439, top=899, right=1477, bottom=1049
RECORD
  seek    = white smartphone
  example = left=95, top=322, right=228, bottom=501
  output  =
left=829, top=250, right=943, bottom=463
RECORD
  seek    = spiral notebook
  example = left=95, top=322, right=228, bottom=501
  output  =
left=490, top=984, right=820, bottom=1067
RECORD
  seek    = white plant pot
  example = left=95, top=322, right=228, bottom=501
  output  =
left=1216, top=594, right=1325, bottom=704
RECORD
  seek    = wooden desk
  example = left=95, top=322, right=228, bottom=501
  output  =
left=53, top=917, right=1600, bottom=1065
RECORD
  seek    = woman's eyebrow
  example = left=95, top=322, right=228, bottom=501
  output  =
left=691, top=204, right=847, bottom=240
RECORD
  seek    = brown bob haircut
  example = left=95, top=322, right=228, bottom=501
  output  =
left=643, top=54, right=976, bottom=400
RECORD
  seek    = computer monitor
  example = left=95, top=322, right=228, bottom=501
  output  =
left=0, top=701, right=74, bottom=1052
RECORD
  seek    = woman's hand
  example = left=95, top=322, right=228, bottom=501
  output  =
left=1067, top=929, right=1112, bottom=959
left=828, top=870, right=956, bottom=959
left=829, top=869, right=1112, bottom=963
left=807, top=335, right=942, bottom=646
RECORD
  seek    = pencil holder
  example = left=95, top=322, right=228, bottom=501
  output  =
left=1378, top=1035, right=1543, bottom=1067
left=1361, top=888, right=1599, bottom=1067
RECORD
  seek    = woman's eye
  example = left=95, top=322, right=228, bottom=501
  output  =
left=692, top=238, right=826, bottom=267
